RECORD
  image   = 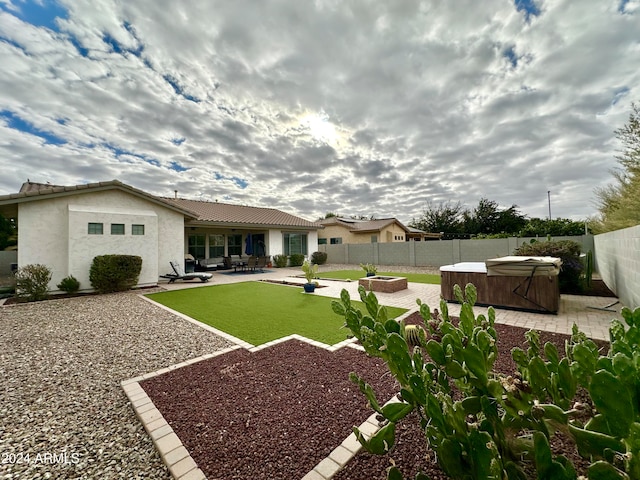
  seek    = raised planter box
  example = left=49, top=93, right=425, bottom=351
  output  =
left=358, top=276, right=408, bottom=293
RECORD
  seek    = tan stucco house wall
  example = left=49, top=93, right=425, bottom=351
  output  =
left=319, top=219, right=409, bottom=244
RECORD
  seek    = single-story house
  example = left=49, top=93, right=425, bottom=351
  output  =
left=0, top=180, right=323, bottom=292
left=318, top=216, right=411, bottom=245
left=406, top=226, right=443, bottom=241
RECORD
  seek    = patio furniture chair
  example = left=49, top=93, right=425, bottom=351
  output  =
left=223, top=256, right=233, bottom=270
left=256, top=256, right=267, bottom=272
left=246, top=256, right=258, bottom=272
left=161, top=261, right=213, bottom=283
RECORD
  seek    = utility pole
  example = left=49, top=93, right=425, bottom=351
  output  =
left=547, top=191, right=551, bottom=220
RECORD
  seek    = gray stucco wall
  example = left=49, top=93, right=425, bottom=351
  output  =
left=320, top=235, right=594, bottom=269
left=594, top=225, right=640, bottom=309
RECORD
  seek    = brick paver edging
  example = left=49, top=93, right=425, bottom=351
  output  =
left=124, top=293, right=417, bottom=480
left=121, top=344, right=242, bottom=480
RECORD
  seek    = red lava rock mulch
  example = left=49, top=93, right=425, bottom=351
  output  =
left=142, top=313, right=611, bottom=480
left=141, top=340, right=399, bottom=480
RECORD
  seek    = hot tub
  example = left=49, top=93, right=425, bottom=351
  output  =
left=440, top=256, right=561, bottom=313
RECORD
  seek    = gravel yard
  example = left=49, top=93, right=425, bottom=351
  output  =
left=0, top=290, right=233, bottom=479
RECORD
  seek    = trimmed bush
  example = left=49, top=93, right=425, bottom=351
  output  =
left=15, top=264, right=52, bottom=302
left=310, top=251, right=328, bottom=265
left=89, top=255, right=142, bottom=293
left=57, top=275, right=80, bottom=294
left=288, top=254, right=305, bottom=267
left=514, top=239, right=584, bottom=293
left=272, top=254, right=288, bottom=268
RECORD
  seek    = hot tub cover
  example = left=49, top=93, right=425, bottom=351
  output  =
left=439, top=262, right=487, bottom=273
left=485, top=256, right=561, bottom=277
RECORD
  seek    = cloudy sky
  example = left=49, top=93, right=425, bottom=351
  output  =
left=1, top=0, right=638, bottom=224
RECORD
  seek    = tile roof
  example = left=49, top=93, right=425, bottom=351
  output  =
left=0, top=180, right=195, bottom=217
left=163, top=197, right=323, bottom=229
left=1, top=180, right=323, bottom=230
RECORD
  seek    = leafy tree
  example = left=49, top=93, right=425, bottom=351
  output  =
left=467, top=197, right=501, bottom=233
left=0, top=214, right=17, bottom=251
left=463, top=198, right=526, bottom=235
left=410, top=200, right=465, bottom=233
left=320, top=212, right=377, bottom=221
left=519, top=218, right=589, bottom=237
left=593, top=102, right=640, bottom=232
left=497, top=205, right=528, bottom=234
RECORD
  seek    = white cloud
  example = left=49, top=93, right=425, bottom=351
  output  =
left=1, top=0, right=639, bottom=224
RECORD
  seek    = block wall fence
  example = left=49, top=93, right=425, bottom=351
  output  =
left=320, top=235, right=594, bottom=269
left=594, top=225, right=640, bottom=309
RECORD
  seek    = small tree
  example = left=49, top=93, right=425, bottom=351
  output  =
left=410, top=200, right=465, bottom=234
left=593, top=101, right=640, bottom=232
left=15, top=264, right=51, bottom=302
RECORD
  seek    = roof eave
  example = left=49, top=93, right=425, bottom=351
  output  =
left=0, top=180, right=197, bottom=219
left=186, top=220, right=324, bottom=230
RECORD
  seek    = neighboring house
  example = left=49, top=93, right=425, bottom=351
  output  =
left=318, top=217, right=411, bottom=245
left=406, top=226, right=443, bottom=241
left=0, top=180, right=323, bottom=292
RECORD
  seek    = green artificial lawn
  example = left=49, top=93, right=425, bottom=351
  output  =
left=318, top=270, right=441, bottom=285
left=146, top=282, right=407, bottom=346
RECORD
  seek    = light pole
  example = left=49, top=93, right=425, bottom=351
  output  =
left=547, top=191, right=551, bottom=220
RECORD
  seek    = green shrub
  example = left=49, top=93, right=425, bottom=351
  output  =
left=360, top=263, right=378, bottom=275
left=89, top=255, right=142, bottom=293
left=310, top=251, right=328, bottom=265
left=333, top=284, right=640, bottom=479
left=57, top=275, right=80, bottom=294
left=272, top=254, right=288, bottom=268
left=288, top=254, right=305, bottom=267
left=15, top=264, right=52, bottom=302
left=514, top=239, right=584, bottom=293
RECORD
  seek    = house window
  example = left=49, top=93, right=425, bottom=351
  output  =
left=209, top=234, right=225, bottom=258
left=88, top=222, right=103, bottom=234
left=188, top=234, right=206, bottom=259
left=371, top=235, right=378, bottom=243
left=330, top=237, right=342, bottom=244
left=132, top=224, right=145, bottom=235
left=283, top=233, right=308, bottom=255
left=318, top=238, right=327, bottom=245
left=111, top=223, right=125, bottom=235
left=228, top=234, right=242, bottom=256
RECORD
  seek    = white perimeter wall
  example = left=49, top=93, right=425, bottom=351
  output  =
left=18, top=190, right=184, bottom=292
left=594, top=225, right=640, bottom=309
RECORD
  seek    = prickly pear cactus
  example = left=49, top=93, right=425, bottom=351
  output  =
left=333, top=281, right=640, bottom=480
left=333, top=284, right=552, bottom=479
left=513, top=306, right=640, bottom=480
